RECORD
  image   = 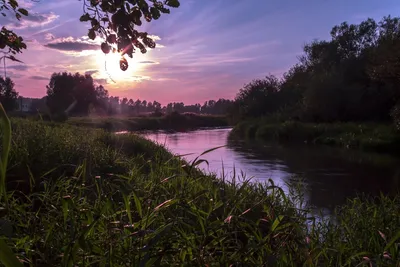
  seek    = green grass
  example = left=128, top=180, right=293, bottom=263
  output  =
left=231, top=120, right=400, bottom=154
left=0, top=118, right=399, bottom=266
left=66, top=113, right=229, bottom=132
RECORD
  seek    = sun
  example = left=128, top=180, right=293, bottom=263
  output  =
left=95, top=51, right=139, bottom=82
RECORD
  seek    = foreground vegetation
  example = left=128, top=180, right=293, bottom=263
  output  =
left=231, top=120, right=400, bottom=154
left=0, top=118, right=398, bottom=266
left=66, top=112, right=229, bottom=131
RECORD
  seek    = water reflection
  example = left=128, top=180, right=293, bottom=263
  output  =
left=142, top=128, right=400, bottom=212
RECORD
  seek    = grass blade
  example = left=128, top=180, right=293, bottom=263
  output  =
left=0, top=239, right=23, bottom=267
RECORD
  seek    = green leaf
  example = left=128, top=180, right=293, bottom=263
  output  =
left=132, top=192, right=143, bottom=218
left=271, top=215, right=284, bottom=232
left=0, top=239, right=23, bottom=267
left=158, top=7, right=170, bottom=14
left=150, top=7, right=160, bottom=20
left=143, top=37, right=156, bottom=49
left=384, top=230, right=400, bottom=250
left=165, top=0, right=180, bottom=8
left=17, top=8, right=28, bottom=16
left=88, top=29, right=96, bottom=40
left=0, top=103, right=11, bottom=206
left=8, top=0, right=18, bottom=9
left=80, top=13, right=91, bottom=22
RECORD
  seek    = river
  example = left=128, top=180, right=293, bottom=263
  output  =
left=141, top=128, right=400, bottom=214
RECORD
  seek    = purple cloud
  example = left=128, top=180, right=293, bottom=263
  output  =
left=29, top=75, right=49, bottom=81
left=45, top=37, right=99, bottom=52
left=138, top=61, right=157, bottom=64
left=85, top=70, right=99, bottom=76
left=5, top=12, right=58, bottom=29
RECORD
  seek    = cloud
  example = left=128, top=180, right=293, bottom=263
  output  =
left=17, top=0, right=35, bottom=8
left=148, top=35, right=161, bottom=41
left=85, top=70, right=99, bottom=76
left=8, top=12, right=58, bottom=29
left=44, top=33, right=55, bottom=41
left=29, top=75, right=49, bottom=81
left=138, top=61, right=158, bottom=64
left=2, top=71, right=24, bottom=79
left=0, top=65, right=29, bottom=71
left=45, top=37, right=99, bottom=52
left=94, top=78, right=108, bottom=85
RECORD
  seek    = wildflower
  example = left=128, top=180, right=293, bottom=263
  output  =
left=383, top=251, right=391, bottom=259
left=241, top=209, right=251, bottom=216
left=362, top=256, right=370, bottom=262
left=305, top=236, right=311, bottom=244
left=362, top=256, right=372, bottom=267
left=224, top=215, right=233, bottom=224
left=161, top=177, right=170, bottom=183
left=95, top=175, right=101, bottom=179
left=378, top=230, right=387, bottom=242
left=154, top=199, right=172, bottom=211
left=62, top=195, right=71, bottom=199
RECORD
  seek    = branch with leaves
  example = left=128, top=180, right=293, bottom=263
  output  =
left=80, top=0, right=180, bottom=71
left=0, top=0, right=180, bottom=71
left=0, top=0, right=29, bottom=55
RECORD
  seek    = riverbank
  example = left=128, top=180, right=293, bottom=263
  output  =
left=231, top=120, right=400, bottom=154
left=0, top=119, right=399, bottom=266
left=66, top=113, right=229, bottom=131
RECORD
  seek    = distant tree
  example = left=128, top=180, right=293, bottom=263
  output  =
left=234, top=75, right=280, bottom=118
left=0, top=77, right=18, bottom=111
left=46, top=72, right=98, bottom=116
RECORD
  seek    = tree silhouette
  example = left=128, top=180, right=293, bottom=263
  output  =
left=0, top=77, right=18, bottom=112
left=230, top=16, right=400, bottom=125
left=46, top=72, right=100, bottom=116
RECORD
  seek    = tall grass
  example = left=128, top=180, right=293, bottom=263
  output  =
left=0, top=117, right=399, bottom=265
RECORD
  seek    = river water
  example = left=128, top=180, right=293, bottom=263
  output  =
left=141, top=128, right=400, bottom=213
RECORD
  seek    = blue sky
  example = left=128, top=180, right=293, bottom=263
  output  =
left=2, top=0, right=400, bottom=104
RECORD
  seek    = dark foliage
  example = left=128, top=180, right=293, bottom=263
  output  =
left=230, top=16, right=400, bottom=127
left=46, top=72, right=101, bottom=116
left=0, top=77, right=18, bottom=111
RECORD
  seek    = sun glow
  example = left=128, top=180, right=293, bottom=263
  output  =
left=95, top=51, right=140, bottom=82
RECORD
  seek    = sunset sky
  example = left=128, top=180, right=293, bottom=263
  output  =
left=1, top=0, right=400, bottom=104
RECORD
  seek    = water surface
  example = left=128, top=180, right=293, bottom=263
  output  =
left=141, top=128, right=400, bottom=213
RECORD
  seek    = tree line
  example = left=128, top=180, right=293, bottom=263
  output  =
left=0, top=73, right=233, bottom=117
left=230, top=16, right=400, bottom=129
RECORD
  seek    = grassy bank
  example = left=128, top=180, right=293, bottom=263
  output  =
left=0, top=119, right=399, bottom=266
left=231, top=120, right=400, bottom=154
left=66, top=112, right=229, bottom=132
